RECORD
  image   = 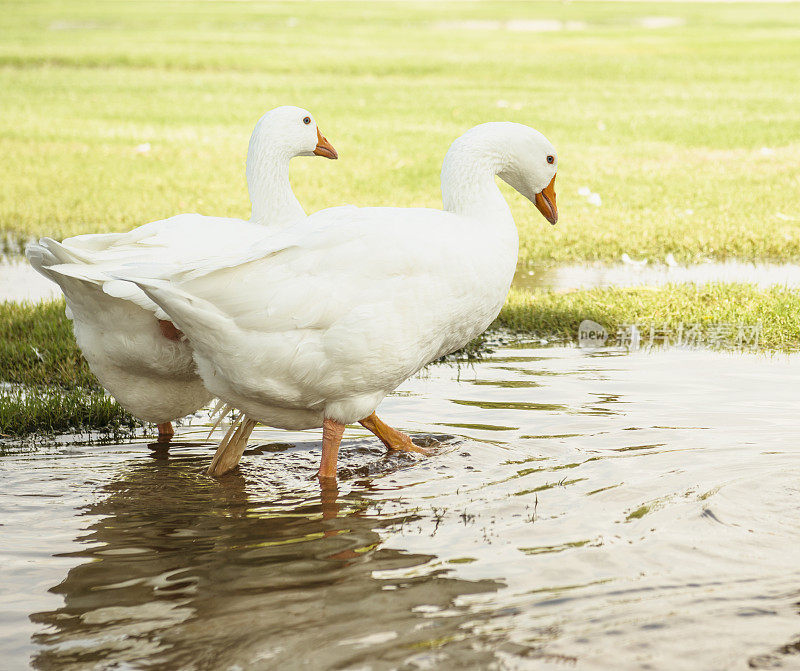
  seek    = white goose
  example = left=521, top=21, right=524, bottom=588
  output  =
left=119, top=122, right=558, bottom=477
left=25, top=106, right=338, bottom=441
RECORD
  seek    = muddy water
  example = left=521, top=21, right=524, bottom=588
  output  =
left=2, top=345, right=800, bottom=670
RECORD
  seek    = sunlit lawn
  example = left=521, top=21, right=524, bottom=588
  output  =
left=2, top=0, right=799, bottom=263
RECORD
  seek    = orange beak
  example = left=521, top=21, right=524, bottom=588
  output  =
left=313, top=128, right=338, bottom=160
left=534, top=174, right=558, bottom=225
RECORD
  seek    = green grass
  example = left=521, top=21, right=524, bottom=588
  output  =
left=498, top=283, right=800, bottom=351
left=1, top=0, right=799, bottom=262
left=0, top=300, right=139, bottom=436
left=0, top=300, right=96, bottom=388
left=0, top=386, right=138, bottom=437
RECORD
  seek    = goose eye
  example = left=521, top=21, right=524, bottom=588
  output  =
left=303, top=117, right=311, bottom=125
left=547, top=155, right=555, bottom=165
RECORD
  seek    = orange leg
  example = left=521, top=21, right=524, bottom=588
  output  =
left=157, top=422, right=174, bottom=443
left=359, top=413, right=429, bottom=454
left=318, top=418, right=345, bottom=479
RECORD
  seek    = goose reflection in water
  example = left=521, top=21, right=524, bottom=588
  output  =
left=29, top=443, right=501, bottom=670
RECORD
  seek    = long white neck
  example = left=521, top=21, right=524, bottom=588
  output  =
left=246, top=139, right=305, bottom=227
left=440, top=129, right=513, bottom=225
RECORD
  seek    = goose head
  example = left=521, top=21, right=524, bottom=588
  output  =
left=441, top=122, right=558, bottom=224
left=246, top=106, right=338, bottom=226
left=495, top=123, right=558, bottom=225
left=249, top=106, right=338, bottom=161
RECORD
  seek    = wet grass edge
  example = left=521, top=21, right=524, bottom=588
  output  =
left=0, top=300, right=140, bottom=437
left=495, top=283, right=800, bottom=353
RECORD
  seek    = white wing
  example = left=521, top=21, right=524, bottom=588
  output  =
left=121, top=205, right=513, bottom=397
left=28, top=213, right=273, bottom=316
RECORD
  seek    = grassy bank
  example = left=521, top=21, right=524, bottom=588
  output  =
left=1, top=1, right=799, bottom=263
left=0, top=386, right=137, bottom=437
left=498, top=284, right=800, bottom=351
left=0, top=300, right=138, bottom=436
left=0, top=300, right=94, bottom=388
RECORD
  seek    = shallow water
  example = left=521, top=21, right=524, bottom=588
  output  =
left=0, top=257, right=61, bottom=303
left=513, top=260, right=800, bottom=293
left=2, top=345, right=799, bottom=669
